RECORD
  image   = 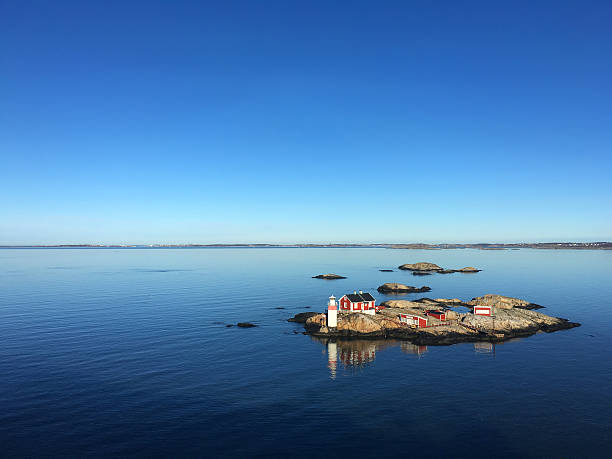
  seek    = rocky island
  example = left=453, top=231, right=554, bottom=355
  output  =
left=290, top=294, right=579, bottom=345
left=398, top=262, right=482, bottom=274
left=377, top=283, right=431, bottom=293
left=312, top=273, right=346, bottom=279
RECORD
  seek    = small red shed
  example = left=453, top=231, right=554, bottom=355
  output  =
left=426, top=310, right=447, bottom=321
left=399, top=313, right=429, bottom=328
left=474, top=306, right=492, bottom=316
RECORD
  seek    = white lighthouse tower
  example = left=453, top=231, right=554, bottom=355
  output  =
left=327, top=295, right=337, bottom=328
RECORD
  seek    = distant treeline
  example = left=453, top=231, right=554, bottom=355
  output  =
left=1, top=242, right=611, bottom=249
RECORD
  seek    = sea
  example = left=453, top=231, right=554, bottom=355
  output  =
left=1, top=247, right=611, bottom=458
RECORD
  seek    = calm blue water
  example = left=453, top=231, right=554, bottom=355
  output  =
left=1, top=248, right=611, bottom=458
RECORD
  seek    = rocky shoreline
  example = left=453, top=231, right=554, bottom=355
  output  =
left=289, top=294, right=580, bottom=345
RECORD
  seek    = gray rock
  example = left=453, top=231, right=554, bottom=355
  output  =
left=469, top=294, right=544, bottom=310
left=398, top=262, right=443, bottom=271
left=377, top=283, right=431, bottom=293
left=312, top=273, right=346, bottom=279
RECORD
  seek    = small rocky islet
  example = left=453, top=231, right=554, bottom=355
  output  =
left=312, top=273, right=347, bottom=279
left=398, top=262, right=482, bottom=273
left=377, top=283, right=431, bottom=293
left=289, top=294, right=579, bottom=345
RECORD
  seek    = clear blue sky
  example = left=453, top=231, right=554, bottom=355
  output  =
left=1, top=0, right=611, bottom=244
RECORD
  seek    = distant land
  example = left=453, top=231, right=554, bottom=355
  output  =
left=1, top=242, right=611, bottom=250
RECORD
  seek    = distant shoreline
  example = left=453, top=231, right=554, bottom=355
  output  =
left=1, top=242, right=611, bottom=250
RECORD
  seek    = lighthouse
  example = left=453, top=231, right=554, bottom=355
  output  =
left=327, top=295, right=337, bottom=328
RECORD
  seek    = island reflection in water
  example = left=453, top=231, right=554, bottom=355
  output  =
left=312, top=337, right=507, bottom=379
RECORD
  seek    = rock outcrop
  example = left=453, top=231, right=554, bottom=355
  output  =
left=469, top=294, right=544, bottom=310
left=288, top=312, right=320, bottom=323
left=379, top=299, right=423, bottom=309
left=458, top=267, right=481, bottom=272
left=305, top=313, right=327, bottom=329
left=377, top=283, right=431, bottom=293
left=336, top=313, right=384, bottom=334
left=433, top=298, right=465, bottom=305
left=398, top=262, right=443, bottom=271
left=312, top=273, right=346, bottom=279
left=460, top=308, right=576, bottom=334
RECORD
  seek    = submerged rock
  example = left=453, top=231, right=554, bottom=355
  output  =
left=469, top=294, right=544, bottom=310
left=237, top=322, right=257, bottom=328
left=312, top=273, right=346, bottom=279
left=377, top=283, right=431, bottom=293
left=412, top=271, right=432, bottom=276
left=398, top=262, right=443, bottom=271
left=379, top=269, right=394, bottom=272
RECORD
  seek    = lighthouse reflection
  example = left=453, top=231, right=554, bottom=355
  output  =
left=313, top=337, right=429, bottom=379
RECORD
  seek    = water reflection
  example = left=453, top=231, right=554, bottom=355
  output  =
left=400, top=342, right=428, bottom=357
left=315, top=337, right=521, bottom=377
left=313, top=337, right=429, bottom=379
left=473, top=341, right=495, bottom=354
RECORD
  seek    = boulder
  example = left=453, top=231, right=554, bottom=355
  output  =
left=398, top=262, right=443, bottom=271
left=312, top=273, right=346, bottom=279
left=469, top=294, right=544, bottom=310
left=377, top=283, right=431, bottom=293
left=445, top=310, right=460, bottom=320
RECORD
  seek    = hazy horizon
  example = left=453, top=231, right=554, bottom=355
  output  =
left=2, top=239, right=610, bottom=247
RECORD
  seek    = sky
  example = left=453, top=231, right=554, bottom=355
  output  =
left=1, top=0, right=611, bottom=244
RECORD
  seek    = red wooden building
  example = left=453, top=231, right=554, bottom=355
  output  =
left=339, top=291, right=376, bottom=315
left=474, top=306, right=493, bottom=316
left=426, top=310, right=447, bottom=321
left=399, top=313, right=429, bottom=328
